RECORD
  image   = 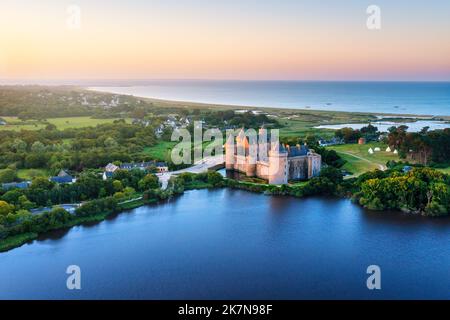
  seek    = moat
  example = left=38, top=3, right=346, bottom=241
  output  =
left=0, top=189, right=449, bottom=299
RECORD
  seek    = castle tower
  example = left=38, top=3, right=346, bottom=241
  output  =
left=225, top=133, right=235, bottom=170
left=307, top=151, right=322, bottom=179
left=268, top=142, right=288, bottom=185
left=246, top=145, right=257, bottom=177
left=258, top=126, right=268, bottom=162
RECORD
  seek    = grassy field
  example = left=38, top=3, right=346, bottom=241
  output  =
left=328, top=142, right=400, bottom=177
left=278, top=111, right=378, bottom=138
left=142, top=141, right=179, bottom=161
left=0, top=168, right=49, bottom=182
left=143, top=140, right=222, bottom=162
left=437, top=167, right=450, bottom=174
left=0, top=116, right=130, bottom=131
left=17, top=169, right=50, bottom=180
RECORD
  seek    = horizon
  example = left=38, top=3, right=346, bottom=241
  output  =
left=1, top=0, right=449, bottom=81
left=1, top=78, right=450, bottom=86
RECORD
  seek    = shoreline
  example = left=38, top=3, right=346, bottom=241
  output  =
left=2, top=172, right=449, bottom=254
left=85, top=87, right=450, bottom=120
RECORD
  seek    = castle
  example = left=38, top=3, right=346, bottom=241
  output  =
left=225, top=127, right=322, bottom=185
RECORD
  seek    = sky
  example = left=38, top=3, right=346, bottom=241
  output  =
left=0, top=0, right=449, bottom=81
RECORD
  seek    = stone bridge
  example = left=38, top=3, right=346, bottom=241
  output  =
left=157, top=155, right=225, bottom=189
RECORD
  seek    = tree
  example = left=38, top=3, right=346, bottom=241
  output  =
left=31, top=141, right=46, bottom=153
left=0, top=201, right=14, bottom=216
left=31, top=177, right=54, bottom=190
left=104, top=137, right=118, bottom=148
left=18, top=195, right=34, bottom=210
left=1, top=189, right=23, bottom=204
left=11, top=139, right=27, bottom=153
left=123, top=187, right=135, bottom=196
left=45, top=123, right=57, bottom=131
left=138, top=174, right=160, bottom=191
left=112, top=180, right=123, bottom=192
left=335, top=127, right=361, bottom=143
left=319, top=167, right=343, bottom=184
left=0, top=169, right=18, bottom=183
left=207, top=171, right=223, bottom=186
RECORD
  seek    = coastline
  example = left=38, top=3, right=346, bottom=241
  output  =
left=85, top=87, right=450, bottom=120
left=86, top=86, right=450, bottom=120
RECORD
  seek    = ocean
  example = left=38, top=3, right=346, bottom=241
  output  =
left=89, top=80, right=450, bottom=116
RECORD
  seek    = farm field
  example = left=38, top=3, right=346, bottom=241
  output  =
left=17, top=169, right=50, bottom=180
left=327, top=142, right=400, bottom=177
left=0, top=116, right=131, bottom=131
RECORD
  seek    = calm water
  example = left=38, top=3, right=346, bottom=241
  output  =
left=316, top=120, right=450, bottom=132
left=0, top=189, right=449, bottom=300
left=90, top=80, right=450, bottom=116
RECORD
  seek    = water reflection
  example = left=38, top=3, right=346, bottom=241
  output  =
left=0, top=189, right=448, bottom=300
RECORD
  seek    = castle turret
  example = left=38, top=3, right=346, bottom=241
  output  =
left=246, top=151, right=257, bottom=177
left=258, top=126, right=268, bottom=162
left=307, top=152, right=322, bottom=179
left=268, top=142, right=288, bottom=185
left=225, top=133, right=235, bottom=170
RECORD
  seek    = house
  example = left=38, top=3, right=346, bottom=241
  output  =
left=1, top=181, right=31, bottom=190
left=318, top=138, right=343, bottom=147
left=154, top=162, right=169, bottom=173
left=102, top=161, right=168, bottom=180
left=50, top=172, right=75, bottom=184
left=120, top=161, right=154, bottom=170
left=105, top=163, right=119, bottom=173
left=358, top=138, right=366, bottom=145
left=102, top=171, right=114, bottom=180
left=120, top=161, right=169, bottom=172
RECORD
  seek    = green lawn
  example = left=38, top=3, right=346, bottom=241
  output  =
left=0, top=168, right=50, bottom=181
left=17, top=169, right=50, bottom=180
left=142, top=141, right=179, bottom=161
left=328, top=142, right=400, bottom=177
left=278, top=111, right=377, bottom=138
left=437, top=167, right=450, bottom=174
left=143, top=140, right=222, bottom=162
left=0, top=116, right=130, bottom=131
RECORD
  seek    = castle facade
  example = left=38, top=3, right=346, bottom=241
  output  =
left=225, top=128, right=322, bottom=185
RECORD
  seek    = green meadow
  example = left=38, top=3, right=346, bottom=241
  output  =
left=0, top=116, right=130, bottom=131
left=327, top=142, right=400, bottom=177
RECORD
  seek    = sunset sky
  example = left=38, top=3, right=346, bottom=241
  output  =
left=0, top=0, right=449, bottom=81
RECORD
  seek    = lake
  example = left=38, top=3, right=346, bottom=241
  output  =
left=0, top=189, right=449, bottom=300
left=89, top=80, right=450, bottom=116
left=316, top=120, right=450, bottom=132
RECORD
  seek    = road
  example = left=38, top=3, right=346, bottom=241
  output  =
left=157, top=155, right=225, bottom=189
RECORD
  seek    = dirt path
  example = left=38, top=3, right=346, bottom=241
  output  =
left=341, top=152, right=387, bottom=171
